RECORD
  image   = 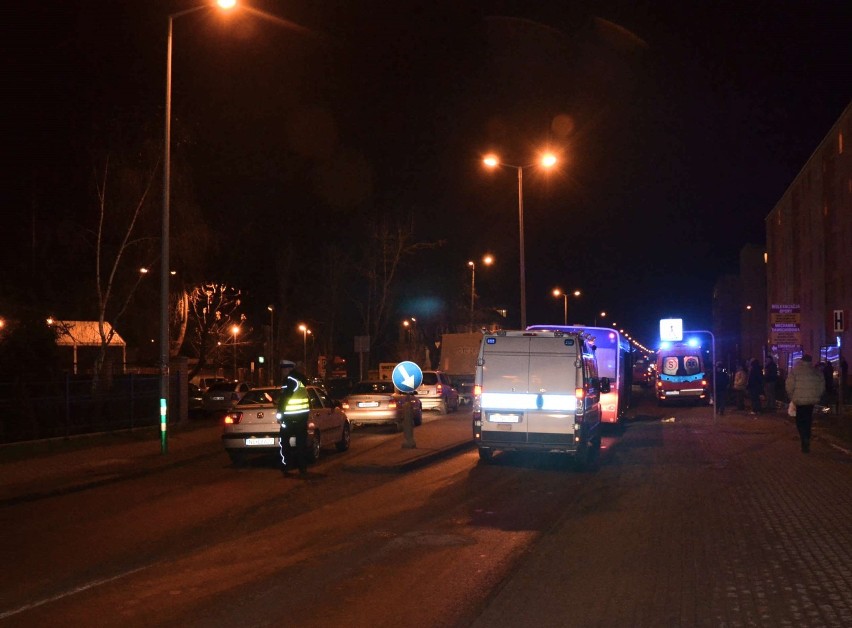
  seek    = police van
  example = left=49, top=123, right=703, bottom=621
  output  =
left=472, top=329, right=608, bottom=466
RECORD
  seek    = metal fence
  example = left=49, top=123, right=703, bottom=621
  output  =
left=0, top=374, right=162, bottom=444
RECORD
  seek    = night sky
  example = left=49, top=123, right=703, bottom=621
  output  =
left=5, top=0, right=851, bottom=356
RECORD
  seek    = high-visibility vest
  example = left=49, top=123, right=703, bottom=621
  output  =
left=277, top=376, right=310, bottom=417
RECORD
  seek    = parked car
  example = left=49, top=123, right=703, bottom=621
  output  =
left=341, top=380, right=422, bottom=429
left=222, top=385, right=350, bottom=466
left=192, top=376, right=229, bottom=391
left=187, top=382, right=205, bottom=418
left=202, top=381, right=251, bottom=417
left=417, top=370, right=459, bottom=414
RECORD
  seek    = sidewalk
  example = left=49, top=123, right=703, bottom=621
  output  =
left=0, top=412, right=475, bottom=505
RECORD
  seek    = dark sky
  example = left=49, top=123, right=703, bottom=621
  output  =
left=5, top=0, right=851, bottom=351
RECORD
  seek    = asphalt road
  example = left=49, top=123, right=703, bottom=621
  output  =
left=2, top=392, right=851, bottom=627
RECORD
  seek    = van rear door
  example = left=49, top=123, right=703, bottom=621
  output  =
left=526, top=336, right=579, bottom=445
left=479, top=334, right=579, bottom=447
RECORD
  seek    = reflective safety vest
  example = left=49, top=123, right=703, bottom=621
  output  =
left=277, top=376, right=310, bottom=418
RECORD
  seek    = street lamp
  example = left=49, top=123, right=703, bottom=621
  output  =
left=468, top=254, right=494, bottom=332
left=267, top=305, right=274, bottom=384
left=483, top=152, right=557, bottom=329
left=298, top=324, right=311, bottom=376
left=231, top=324, right=240, bottom=379
left=160, top=0, right=236, bottom=455
left=597, top=311, right=607, bottom=327
left=552, top=288, right=581, bottom=326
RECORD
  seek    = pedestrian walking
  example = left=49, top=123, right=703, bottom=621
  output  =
left=764, top=356, right=779, bottom=412
left=747, top=358, right=763, bottom=415
left=715, top=362, right=730, bottom=415
left=733, top=362, right=748, bottom=411
left=785, top=354, right=825, bottom=453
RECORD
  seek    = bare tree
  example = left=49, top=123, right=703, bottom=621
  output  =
left=185, top=283, right=245, bottom=380
left=91, top=155, right=159, bottom=390
left=353, top=218, right=442, bottom=365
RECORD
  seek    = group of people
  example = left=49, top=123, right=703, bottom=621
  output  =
left=716, top=356, right=780, bottom=416
left=715, top=354, right=828, bottom=453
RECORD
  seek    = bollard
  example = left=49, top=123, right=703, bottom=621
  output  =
left=401, top=394, right=416, bottom=449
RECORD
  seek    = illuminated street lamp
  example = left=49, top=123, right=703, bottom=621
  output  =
left=231, top=324, right=240, bottom=379
left=468, top=254, right=494, bottom=331
left=267, top=305, right=275, bottom=384
left=552, top=288, right=581, bottom=326
left=160, top=0, right=237, bottom=455
left=483, top=152, right=558, bottom=329
left=597, top=311, right=607, bottom=326
left=298, top=324, right=311, bottom=376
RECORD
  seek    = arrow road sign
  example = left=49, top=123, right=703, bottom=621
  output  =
left=392, top=361, right=423, bottom=393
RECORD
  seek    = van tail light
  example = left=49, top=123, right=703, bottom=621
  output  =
left=224, top=412, right=242, bottom=425
left=473, top=384, right=482, bottom=396
left=575, top=387, right=585, bottom=400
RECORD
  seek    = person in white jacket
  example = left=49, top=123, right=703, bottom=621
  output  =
left=785, top=354, right=825, bottom=453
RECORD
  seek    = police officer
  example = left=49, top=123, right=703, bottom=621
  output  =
left=276, top=360, right=310, bottom=475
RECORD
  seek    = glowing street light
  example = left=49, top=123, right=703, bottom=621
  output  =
left=160, top=0, right=237, bottom=455
left=483, top=152, right=557, bottom=329
left=468, top=254, right=494, bottom=331
left=231, top=324, right=240, bottom=379
left=298, top=324, right=311, bottom=376
left=552, top=288, right=581, bottom=326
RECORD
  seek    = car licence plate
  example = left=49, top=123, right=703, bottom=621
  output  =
left=666, top=391, right=680, bottom=396
left=358, top=401, right=380, bottom=408
left=245, top=437, right=275, bottom=446
left=489, top=413, right=520, bottom=423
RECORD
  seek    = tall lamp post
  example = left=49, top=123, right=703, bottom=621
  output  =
left=231, top=324, right=240, bottom=379
left=483, top=152, right=557, bottom=329
left=552, top=288, right=581, bottom=326
left=160, top=0, right=236, bottom=455
left=298, top=324, right=311, bottom=377
left=468, top=254, right=494, bottom=332
left=267, top=305, right=274, bottom=384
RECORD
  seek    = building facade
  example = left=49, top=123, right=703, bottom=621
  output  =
left=765, top=101, right=851, bottom=379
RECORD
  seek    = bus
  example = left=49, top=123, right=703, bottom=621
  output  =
left=655, top=339, right=710, bottom=405
left=526, top=325, right=632, bottom=424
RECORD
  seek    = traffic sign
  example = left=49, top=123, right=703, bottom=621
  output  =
left=834, top=310, right=845, bottom=333
left=392, top=361, right=423, bottom=393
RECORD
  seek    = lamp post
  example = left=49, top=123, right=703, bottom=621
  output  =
left=160, top=0, right=236, bottom=455
left=267, top=305, right=275, bottom=384
left=597, top=311, right=607, bottom=327
left=468, top=254, right=494, bottom=332
left=299, top=324, right=311, bottom=376
left=231, top=324, right=240, bottom=379
left=552, top=288, right=581, bottom=326
left=483, top=152, right=557, bottom=329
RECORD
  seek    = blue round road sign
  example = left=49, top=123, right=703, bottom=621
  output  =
left=392, top=361, right=423, bottom=393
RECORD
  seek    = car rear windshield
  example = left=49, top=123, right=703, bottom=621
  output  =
left=352, top=381, right=395, bottom=394
left=421, top=372, right=438, bottom=385
left=207, top=382, right=236, bottom=392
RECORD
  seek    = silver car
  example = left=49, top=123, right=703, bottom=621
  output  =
left=417, top=370, right=459, bottom=414
left=342, top=380, right=422, bottom=429
left=221, top=385, right=350, bottom=466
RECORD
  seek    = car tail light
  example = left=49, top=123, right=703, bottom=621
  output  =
left=224, top=412, right=242, bottom=425
left=341, top=400, right=350, bottom=410
left=388, top=400, right=397, bottom=409
left=436, top=383, right=443, bottom=394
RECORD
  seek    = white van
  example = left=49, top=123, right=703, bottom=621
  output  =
left=472, top=329, right=609, bottom=466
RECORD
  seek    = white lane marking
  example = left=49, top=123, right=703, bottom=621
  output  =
left=0, top=564, right=151, bottom=620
